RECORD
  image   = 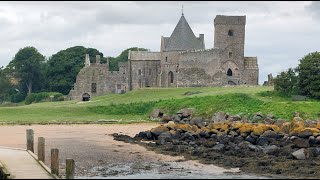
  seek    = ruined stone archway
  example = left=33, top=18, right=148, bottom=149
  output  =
left=227, top=68, right=233, bottom=76
left=82, top=93, right=90, bottom=101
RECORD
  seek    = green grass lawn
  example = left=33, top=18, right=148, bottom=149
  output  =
left=0, top=86, right=319, bottom=124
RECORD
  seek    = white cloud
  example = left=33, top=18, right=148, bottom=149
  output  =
left=0, top=1, right=319, bottom=84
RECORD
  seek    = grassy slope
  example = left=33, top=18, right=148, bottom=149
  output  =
left=0, top=86, right=319, bottom=124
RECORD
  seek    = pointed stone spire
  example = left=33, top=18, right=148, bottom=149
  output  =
left=165, top=13, right=203, bottom=51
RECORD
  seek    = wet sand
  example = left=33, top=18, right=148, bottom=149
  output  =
left=0, top=124, right=265, bottom=179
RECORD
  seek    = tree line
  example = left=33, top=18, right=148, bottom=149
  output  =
left=0, top=46, right=147, bottom=104
left=274, top=51, right=320, bottom=99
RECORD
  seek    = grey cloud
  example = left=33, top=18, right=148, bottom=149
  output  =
left=306, top=1, right=320, bottom=16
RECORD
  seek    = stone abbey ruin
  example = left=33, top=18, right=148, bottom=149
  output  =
left=69, top=13, right=259, bottom=101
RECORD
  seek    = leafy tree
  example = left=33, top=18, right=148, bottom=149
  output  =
left=273, top=68, right=298, bottom=95
left=6, top=46, right=46, bottom=95
left=296, top=51, right=320, bottom=99
left=0, top=67, right=12, bottom=102
left=105, top=47, right=148, bottom=71
left=46, top=46, right=103, bottom=95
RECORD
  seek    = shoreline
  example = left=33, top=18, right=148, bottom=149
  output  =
left=0, top=124, right=267, bottom=179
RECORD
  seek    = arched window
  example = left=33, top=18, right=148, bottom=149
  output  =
left=82, top=93, right=90, bottom=101
left=227, top=68, right=233, bottom=76
left=138, top=69, right=141, bottom=75
left=229, top=52, right=232, bottom=59
left=168, top=71, right=174, bottom=84
left=165, top=57, right=168, bottom=62
left=228, top=30, right=234, bottom=36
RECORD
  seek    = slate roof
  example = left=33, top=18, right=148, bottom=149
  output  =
left=162, top=15, right=204, bottom=52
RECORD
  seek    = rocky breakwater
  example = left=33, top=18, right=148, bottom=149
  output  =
left=114, top=110, right=320, bottom=178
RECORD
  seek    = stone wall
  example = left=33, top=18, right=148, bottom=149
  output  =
left=130, top=60, right=161, bottom=90
left=69, top=56, right=130, bottom=100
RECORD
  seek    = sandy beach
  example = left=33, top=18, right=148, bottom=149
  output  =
left=0, top=124, right=266, bottom=179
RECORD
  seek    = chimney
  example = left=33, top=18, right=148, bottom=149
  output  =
left=85, top=54, right=90, bottom=67
left=96, top=55, right=101, bottom=64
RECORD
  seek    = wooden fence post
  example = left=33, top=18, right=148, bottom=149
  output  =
left=38, top=137, right=45, bottom=162
left=26, top=129, right=34, bottom=152
left=66, top=159, right=75, bottom=179
left=51, top=148, right=59, bottom=176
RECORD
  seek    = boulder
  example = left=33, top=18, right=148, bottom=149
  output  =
left=266, top=113, right=275, bottom=119
left=228, top=114, right=241, bottom=122
left=212, top=144, right=225, bottom=151
left=228, top=130, right=238, bottom=137
left=308, top=136, right=318, bottom=145
left=217, top=134, right=230, bottom=144
left=245, top=135, right=256, bottom=144
left=248, top=144, right=260, bottom=152
left=256, top=136, right=269, bottom=146
left=264, top=117, right=275, bottom=124
left=262, top=130, right=277, bottom=139
left=136, top=131, right=148, bottom=139
left=307, top=147, right=320, bottom=157
left=203, top=140, right=216, bottom=148
left=292, top=137, right=310, bottom=148
left=211, top=111, right=228, bottom=122
left=292, top=148, right=308, bottom=160
left=181, top=132, right=195, bottom=141
left=298, top=129, right=313, bottom=138
left=161, top=115, right=172, bottom=123
left=305, top=120, right=317, bottom=128
left=146, top=131, right=153, bottom=140
left=274, top=119, right=286, bottom=127
left=269, top=124, right=281, bottom=133
left=252, top=112, right=264, bottom=121
left=263, top=145, right=278, bottom=155
left=172, top=115, right=181, bottom=123
left=175, top=123, right=193, bottom=132
left=166, top=121, right=176, bottom=130
left=211, top=122, right=229, bottom=132
left=250, top=132, right=259, bottom=139
left=199, top=131, right=210, bottom=138
left=177, top=108, right=195, bottom=118
left=252, top=123, right=268, bottom=136
left=234, top=136, right=244, bottom=144
left=238, top=123, right=254, bottom=134
left=190, top=117, right=206, bottom=128
left=158, top=132, right=172, bottom=142
left=169, top=130, right=180, bottom=139
left=191, top=125, right=199, bottom=132
left=149, top=109, right=163, bottom=119
left=280, top=122, right=291, bottom=134
left=150, top=126, right=169, bottom=137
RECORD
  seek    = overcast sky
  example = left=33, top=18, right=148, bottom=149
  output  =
left=0, top=1, right=319, bottom=84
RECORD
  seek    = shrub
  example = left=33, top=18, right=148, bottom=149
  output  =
left=273, top=68, right=298, bottom=95
left=25, top=92, right=64, bottom=105
left=10, top=92, right=26, bottom=103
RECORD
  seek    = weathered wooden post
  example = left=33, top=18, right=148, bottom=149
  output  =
left=38, top=137, right=45, bottom=162
left=66, top=159, right=75, bottom=179
left=51, top=148, right=59, bottom=176
left=26, top=129, right=34, bottom=152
